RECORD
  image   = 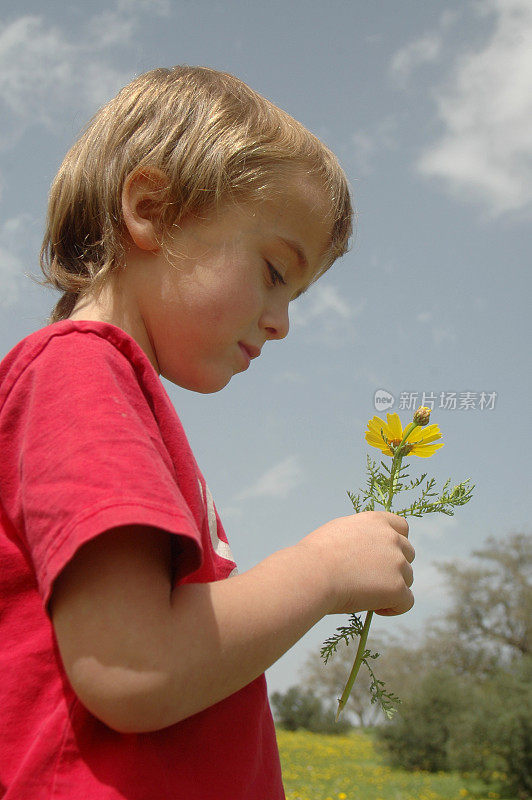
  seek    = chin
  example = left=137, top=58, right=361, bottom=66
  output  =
left=194, top=381, right=229, bottom=395
left=163, top=369, right=233, bottom=394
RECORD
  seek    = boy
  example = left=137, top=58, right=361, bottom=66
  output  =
left=0, top=66, right=414, bottom=799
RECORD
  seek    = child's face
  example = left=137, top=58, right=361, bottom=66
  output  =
left=127, top=173, right=333, bottom=393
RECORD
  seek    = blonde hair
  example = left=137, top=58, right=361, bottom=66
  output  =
left=39, top=65, right=353, bottom=322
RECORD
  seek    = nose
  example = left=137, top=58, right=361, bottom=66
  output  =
left=260, top=301, right=290, bottom=341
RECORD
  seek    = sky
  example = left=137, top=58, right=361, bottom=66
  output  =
left=0, top=0, right=530, bottom=698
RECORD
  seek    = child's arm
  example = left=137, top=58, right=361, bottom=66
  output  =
left=51, top=511, right=413, bottom=733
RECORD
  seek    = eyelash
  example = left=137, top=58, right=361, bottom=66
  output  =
left=266, top=261, right=286, bottom=286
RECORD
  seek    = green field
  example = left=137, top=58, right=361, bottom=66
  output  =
left=277, top=729, right=504, bottom=800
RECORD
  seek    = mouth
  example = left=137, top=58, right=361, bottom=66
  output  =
left=238, top=342, right=261, bottom=368
left=241, top=343, right=261, bottom=359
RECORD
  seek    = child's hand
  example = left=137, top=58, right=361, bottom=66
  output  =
left=298, top=511, right=414, bottom=617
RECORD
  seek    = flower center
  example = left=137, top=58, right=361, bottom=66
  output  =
left=390, top=438, right=413, bottom=454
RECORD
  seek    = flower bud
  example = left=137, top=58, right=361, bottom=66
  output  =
left=413, top=406, right=431, bottom=426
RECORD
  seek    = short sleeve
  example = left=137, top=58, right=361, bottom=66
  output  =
left=0, top=330, right=203, bottom=610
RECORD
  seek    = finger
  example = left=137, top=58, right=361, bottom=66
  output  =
left=382, top=512, right=409, bottom=537
left=401, top=538, right=415, bottom=564
left=402, top=561, right=414, bottom=587
left=375, top=588, right=414, bottom=616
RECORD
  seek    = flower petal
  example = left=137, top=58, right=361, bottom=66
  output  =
left=366, top=416, right=385, bottom=436
left=408, top=423, right=442, bottom=445
left=365, top=437, right=393, bottom=455
left=365, top=429, right=393, bottom=456
left=411, top=442, right=444, bottom=457
left=407, top=427, right=425, bottom=443
left=386, top=413, right=403, bottom=439
left=417, top=432, right=443, bottom=445
left=420, top=424, right=441, bottom=439
left=367, top=415, right=396, bottom=446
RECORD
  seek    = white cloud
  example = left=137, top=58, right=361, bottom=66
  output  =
left=389, top=9, right=458, bottom=88
left=0, top=16, right=74, bottom=127
left=301, top=285, right=351, bottom=320
left=237, top=455, right=303, bottom=501
left=416, top=310, right=457, bottom=345
left=350, top=117, right=398, bottom=176
left=390, top=34, right=443, bottom=87
left=86, top=0, right=170, bottom=48
left=414, top=515, right=457, bottom=541
left=408, top=560, right=453, bottom=624
left=417, top=0, right=532, bottom=217
left=290, top=284, right=363, bottom=342
left=432, top=326, right=457, bottom=346
left=86, top=10, right=136, bottom=48
left=411, top=559, right=446, bottom=601
left=0, top=2, right=168, bottom=146
left=0, top=15, right=125, bottom=141
left=79, top=62, right=133, bottom=112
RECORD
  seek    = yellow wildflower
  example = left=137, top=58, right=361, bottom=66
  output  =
left=365, top=412, right=444, bottom=458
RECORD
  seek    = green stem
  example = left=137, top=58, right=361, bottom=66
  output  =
left=386, top=422, right=416, bottom=507
left=335, top=610, right=373, bottom=721
left=335, top=419, right=419, bottom=721
left=386, top=454, right=401, bottom=509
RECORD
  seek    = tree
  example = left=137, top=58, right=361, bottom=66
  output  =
left=375, top=534, right=531, bottom=688
left=375, top=668, right=469, bottom=772
left=436, top=532, right=531, bottom=659
left=448, top=657, right=532, bottom=800
left=376, top=657, right=532, bottom=799
left=373, top=532, right=532, bottom=798
left=270, top=686, right=351, bottom=734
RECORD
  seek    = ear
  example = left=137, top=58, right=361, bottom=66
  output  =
left=121, top=167, right=170, bottom=252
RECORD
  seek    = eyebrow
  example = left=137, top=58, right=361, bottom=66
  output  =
left=277, top=237, right=309, bottom=273
left=275, top=237, right=312, bottom=299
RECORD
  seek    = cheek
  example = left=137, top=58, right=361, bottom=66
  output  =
left=213, top=282, right=262, bottom=325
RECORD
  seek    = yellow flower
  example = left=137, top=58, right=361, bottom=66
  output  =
left=365, top=412, right=444, bottom=458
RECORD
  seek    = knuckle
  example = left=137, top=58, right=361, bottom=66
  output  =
left=396, top=514, right=409, bottom=532
left=392, top=531, right=403, bottom=548
left=391, top=575, right=406, bottom=598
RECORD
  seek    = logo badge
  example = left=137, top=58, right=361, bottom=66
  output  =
left=374, top=389, right=395, bottom=412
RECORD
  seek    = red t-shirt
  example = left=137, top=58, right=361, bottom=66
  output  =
left=0, top=320, right=285, bottom=800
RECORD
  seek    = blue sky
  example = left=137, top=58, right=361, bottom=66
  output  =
left=0, top=0, right=530, bottom=696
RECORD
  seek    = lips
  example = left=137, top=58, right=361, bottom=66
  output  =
left=240, top=343, right=261, bottom=359
left=238, top=342, right=261, bottom=369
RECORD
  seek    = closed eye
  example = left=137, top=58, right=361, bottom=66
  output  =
left=266, top=261, right=287, bottom=287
